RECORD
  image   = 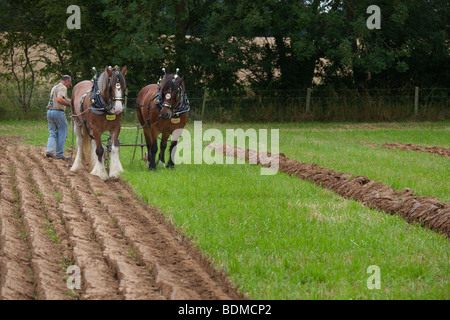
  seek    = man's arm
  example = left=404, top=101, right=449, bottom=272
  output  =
left=56, top=95, right=71, bottom=107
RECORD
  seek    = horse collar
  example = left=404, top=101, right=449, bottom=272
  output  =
left=90, top=74, right=113, bottom=115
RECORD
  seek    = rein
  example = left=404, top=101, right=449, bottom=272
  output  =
left=136, top=90, right=161, bottom=129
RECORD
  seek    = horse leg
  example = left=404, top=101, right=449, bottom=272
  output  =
left=70, top=122, right=85, bottom=172
left=158, top=132, right=170, bottom=167
left=109, top=127, right=123, bottom=179
left=167, top=141, right=178, bottom=169
left=149, top=139, right=158, bottom=170
left=167, top=128, right=184, bottom=168
left=148, top=127, right=159, bottom=171
left=143, top=127, right=153, bottom=168
left=90, top=131, right=108, bottom=180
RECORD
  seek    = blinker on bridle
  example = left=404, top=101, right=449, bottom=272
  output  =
left=89, top=66, right=125, bottom=115
left=110, top=65, right=125, bottom=102
left=161, top=68, right=182, bottom=110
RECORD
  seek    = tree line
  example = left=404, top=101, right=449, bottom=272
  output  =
left=1, top=0, right=449, bottom=113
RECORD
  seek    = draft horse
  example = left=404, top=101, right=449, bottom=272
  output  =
left=70, top=65, right=127, bottom=180
left=136, top=69, right=190, bottom=170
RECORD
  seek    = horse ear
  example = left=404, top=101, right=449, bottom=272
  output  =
left=106, top=66, right=112, bottom=77
left=121, top=66, right=127, bottom=77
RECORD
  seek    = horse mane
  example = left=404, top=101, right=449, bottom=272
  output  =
left=97, top=68, right=126, bottom=96
left=161, top=74, right=184, bottom=94
left=97, top=71, right=108, bottom=94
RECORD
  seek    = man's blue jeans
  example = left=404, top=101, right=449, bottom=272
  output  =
left=46, top=109, right=68, bottom=158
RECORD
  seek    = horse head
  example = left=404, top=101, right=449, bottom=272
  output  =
left=159, top=71, right=184, bottom=120
left=105, top=65, right=127, bottom=115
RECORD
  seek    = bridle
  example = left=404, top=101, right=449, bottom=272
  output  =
left=161, top=82, right=183, bottom=111
left=90, top=66, right=126, bottom=114
left=137, top=68, right=190, bottom=128
left=158, top=68, right=190, bottom=117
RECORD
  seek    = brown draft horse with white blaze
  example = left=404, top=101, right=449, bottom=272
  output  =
left=70, top=65, right=127, bottom=180
left=137, top=69, right=189, bottom=170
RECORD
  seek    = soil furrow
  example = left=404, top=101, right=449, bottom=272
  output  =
left=27, top=150, right=123, bottom=300
left=54, top=163, right=164, bottom=300
left=376, top=142, right=450, bottom=158
left=109, top=178, right=241, bottom=299
left=78, top=171, right=188, bottom=299
left=84, top=172, right=236, bottom=300
left=19, top=146, right=73, bottom=265
left=1, top=139, right=242, bottom=300
left=6, top=146, right=70, bottom=300
left=208, top=143, right=450, bottom=237
left=0, top=153, right=35, bottom=300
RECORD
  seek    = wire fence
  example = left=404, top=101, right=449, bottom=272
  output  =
left=184, top=87, right=449, bottom=122
left=1, top=87, right=449, bottom=122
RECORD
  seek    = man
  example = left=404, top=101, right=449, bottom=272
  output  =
left=45, top=75, right=72, bottom=160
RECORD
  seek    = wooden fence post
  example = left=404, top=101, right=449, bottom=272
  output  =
left=306, top=88, right=312, bottom=114
left=414, top=87, right=419, bottom=116
left=202, top=89, right=207, bottom=119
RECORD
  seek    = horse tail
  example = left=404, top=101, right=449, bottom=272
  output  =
left=81, top=124, right=93, bottom=171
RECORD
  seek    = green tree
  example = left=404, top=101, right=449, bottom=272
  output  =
left=38, top=0, right=119, bottom=82
left=0, top=0, right=42, bottom=112
left=101, top=0, right=165, bottom=94
left=322, top=0, right=450, bottom=88
left=2, top=0, right=449, bottom=112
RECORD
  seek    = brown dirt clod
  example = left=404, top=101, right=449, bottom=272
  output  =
left=366, top=142, right=450, bottom=158
left=208, top=143, right=450, bottom=237
left=0, top=138, right=242, bottom=300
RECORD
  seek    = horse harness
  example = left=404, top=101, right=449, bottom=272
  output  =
left=138, top=82, right=190, bottom=129
left=84, top=68, right=125, bottom=115
left=74, top=67, right=125, bottom=139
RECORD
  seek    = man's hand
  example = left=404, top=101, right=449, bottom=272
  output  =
left=57, top=95, right=71, bottom=107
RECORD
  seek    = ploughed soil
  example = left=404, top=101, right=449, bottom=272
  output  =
left=366, top=142, right=450, bottom=158
left=208, top=143, right=450, bottom=237
left=0, top=137, right=242, bottom=300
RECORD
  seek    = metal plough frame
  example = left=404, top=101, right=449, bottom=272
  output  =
left=69, top=119, right=146, bottom=173
left=101, top=126, right=147, bottom=172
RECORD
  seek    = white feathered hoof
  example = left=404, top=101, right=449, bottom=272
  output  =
left=70, top=158, right=84, bottom=172
left=109, top=145, right=123, bottom=179
left=90, top=161, right=109, bottom=181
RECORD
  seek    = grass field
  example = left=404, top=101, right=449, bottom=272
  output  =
left=1, top=119, right=449, bottom=299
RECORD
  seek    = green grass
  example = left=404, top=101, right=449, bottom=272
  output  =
left=276, top=122, right=450, bottom=203
left=41, top=218, right=60, bottom=244
left=1, top=119, right=449, bottom=299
